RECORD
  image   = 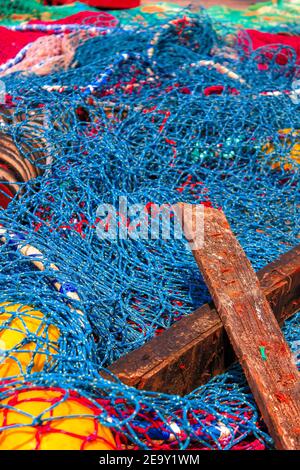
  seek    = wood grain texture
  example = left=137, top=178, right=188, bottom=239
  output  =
left=108, top=244, right=300, bottom=396
left=179, top=203, right=300, bottom=450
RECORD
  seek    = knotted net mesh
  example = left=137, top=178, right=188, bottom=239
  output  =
left=0, top=8, right=299, bottom=450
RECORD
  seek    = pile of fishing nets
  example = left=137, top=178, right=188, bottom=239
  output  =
left=0, top=7, right=299, bottom=450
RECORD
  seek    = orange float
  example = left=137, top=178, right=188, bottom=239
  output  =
left=0, top=387, right=116, bottom=450
left=0, top=302, right=60, bottom=378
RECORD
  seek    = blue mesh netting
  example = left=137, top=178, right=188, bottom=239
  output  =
left=0, top=9, right=299, bottom=450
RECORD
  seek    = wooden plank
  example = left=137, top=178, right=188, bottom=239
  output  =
left=108, top=244, right=300, bottom=395
left=142, top=0, right=256, bottom=10
left=178, top=203, right=300, bottom=450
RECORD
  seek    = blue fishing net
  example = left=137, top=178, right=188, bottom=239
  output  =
left=0, top=9, right=299, bottom=449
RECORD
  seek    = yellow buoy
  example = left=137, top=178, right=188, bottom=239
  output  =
left=0, top=302, right=60, bottom=378
left=262, top=128, right=300, bottom=171
left=0, top=387, right=116, bottom=450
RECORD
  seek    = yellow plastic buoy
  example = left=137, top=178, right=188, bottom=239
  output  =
left=0, top=302, right=60, bottom=378
left=0, top=387, right=116, bottom=450
left=262, top=128, right=300, bottom=171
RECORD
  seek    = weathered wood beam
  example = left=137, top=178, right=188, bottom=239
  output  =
left=108, top=243, right=300, bottom=396
left=179, top=204, right=300, bottom=450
